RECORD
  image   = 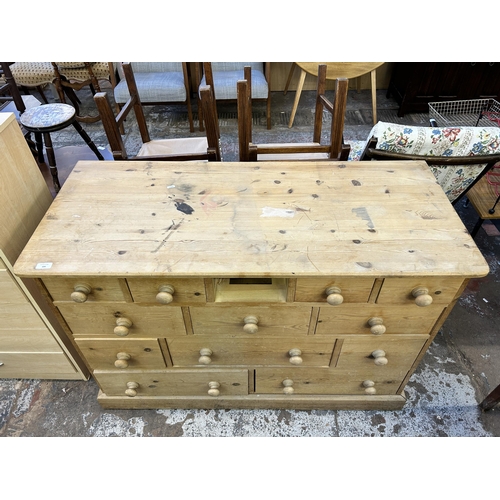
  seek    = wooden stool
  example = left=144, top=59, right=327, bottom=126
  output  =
left=466, top=174, right=500, bottom=237
left=20, top=103, right=104, bottom=192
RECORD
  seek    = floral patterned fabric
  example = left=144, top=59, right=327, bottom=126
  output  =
left=347, top=121, right=500, bottom=202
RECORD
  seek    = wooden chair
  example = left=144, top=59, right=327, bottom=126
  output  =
left=238, top=64, right=349, bottom=162
left=200, top=62, right=271, bottom=131
left=113, top=62, right=194, bottom=133
left=94, top=62, right=221, bottom=162
left=351, top=123, right=500, bottom=206
left=0, top=62, right=26, bottom=113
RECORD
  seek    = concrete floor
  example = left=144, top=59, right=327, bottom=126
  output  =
left=1, top=80, right=500, bottom=437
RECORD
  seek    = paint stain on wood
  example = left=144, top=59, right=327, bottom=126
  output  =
left=174, top=199, right=194, bottom=215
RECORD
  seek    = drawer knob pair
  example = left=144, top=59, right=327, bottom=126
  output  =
left=115, top=352, right=131, bottom=368
left=114, top=317, right=133, bottom=337
left=282, top=379, right=294, bottom=395
left=368, top=317, right=386, bottom=335
left=243, top=315, right=259, bottom=334
left=71, top=283, right=92, bottom=303
left=156, top=284, right=175, bottom=304
left=412, top=287, right=433, bottom=307
left=372, top=349, right=388, bottom=366
left=325, top=286, right=344, bottom=306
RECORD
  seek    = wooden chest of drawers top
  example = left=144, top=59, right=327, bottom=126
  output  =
left=14, top=160, right=489, bottom=279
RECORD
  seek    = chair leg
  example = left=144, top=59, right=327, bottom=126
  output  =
left=480, top=383, right=500, bottom=411
left=42, top=132, right=61, bottom=193
left=71, top=121, right=104, bottom=160
left=283, top=63, right=297, bottom=96
left=470, top=217, right=484, bottom=238
left=288, top=69, right=306, bottom=128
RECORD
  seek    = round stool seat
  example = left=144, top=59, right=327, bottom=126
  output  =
left=20, top=103, right=76, bottom=132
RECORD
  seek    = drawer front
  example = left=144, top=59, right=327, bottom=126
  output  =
left=127, top=278, right=206, bottom=304
left=334, top=335, right=428, bottom=374
left=94, top=369, right=249, bottom=397
left=256, top=368, right=402, bottom=396
left=0, top=352, right=78, bottom=378
left=57, top=303, right=187, bottom=337
left=316, top=303, right=444, bottom=336
left=75, top=338, right=167, bottom=371
left=377, top=277, right=464, bottom=305
left=190, top=305, right=312, bottom=336
left=167, top=337, right=335, bottom=367
left=294, top=278, right=375, bottom=303
left=42, top=277, right=129, bottom=303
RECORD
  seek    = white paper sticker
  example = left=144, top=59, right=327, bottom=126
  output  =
left=35, top=262, right=53, bottom=270
left=261, top=207, right=295, bottom=218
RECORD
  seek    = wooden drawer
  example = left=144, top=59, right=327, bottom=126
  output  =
left=256, top=368, right=403, bottom=396
left=0, top=352, right=78, bottom=378
left=127, top=278, right=206, bottom=304
left=94, top=368, right=249, bottom=397
left=167, top=337, right=335, bottom=367
left=294, top=277, right=375, bottom=303
left=75, top=338, right=167, bottom=371
left=334, top=335, right=428, bottom=374
left=376, top=277, right=464, bottom=305
left=42, top=277, right=129, bottom=303
left=316, top=303, right=444, bottom=336
left=57, top=302, right=187, bottom=337
left=0, top=330, right=65, bottom=351
left=190, top=305, right=312, bottom=336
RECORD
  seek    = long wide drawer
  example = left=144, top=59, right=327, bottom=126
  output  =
left=0, top=351, right=79, bottom=378
left=189, top=305, right=312, bottom=336
left=94, top=368, right=249, bottom=397
left=167, top=337, right=335, bottom=367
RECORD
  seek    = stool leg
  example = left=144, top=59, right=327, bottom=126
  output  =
left=42, top=132, right=61, bottom=193
left=71, top=121, right=104, bottom=160
left=470, top=217, right=484, bottom=238
left=34, top=132, right=45, bottom=164
left=480, top=383, right=500, bottom=411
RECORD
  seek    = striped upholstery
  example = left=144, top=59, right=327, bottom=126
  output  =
left=114, top=62, right=186, bottom=104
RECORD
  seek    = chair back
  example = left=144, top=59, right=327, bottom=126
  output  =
left=95, top=62, right=220, bottom=162
left=238, top=64, right=349, bottom=161
left=0, top=62, right=26, bottom=113
left=364, top=122, right=500, bottom=204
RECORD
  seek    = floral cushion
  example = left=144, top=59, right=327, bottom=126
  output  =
left=348, top=121, right=500, bottom=202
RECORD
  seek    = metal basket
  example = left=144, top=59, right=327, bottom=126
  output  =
left=428, top=99, right=500, bottom=127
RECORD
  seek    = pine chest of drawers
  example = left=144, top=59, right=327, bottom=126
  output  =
left=14, top=160, right=489, bottom=410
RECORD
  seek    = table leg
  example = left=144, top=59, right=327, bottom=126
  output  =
left=283, top=63, right=297, bottom=96
left=371, top=69, right=377, bottom=125
left=288, top=69, right=307, bottom=128
left=72, top=121, right=104, bottom=160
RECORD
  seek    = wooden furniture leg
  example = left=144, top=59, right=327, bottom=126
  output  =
left=480, top=383, right=500, bottom=411
left=71, top=121, right=105, bottom=160
left=283, top=63, right=297, bottom=96
left=288, top=69, right=307, bottom=128
left=41, top=132, right=61, bottom=192
left=371, top=69, right=378, bottom=124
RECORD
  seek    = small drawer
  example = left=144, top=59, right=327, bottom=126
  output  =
left=294, top=278, right=375, bottom=304
left=255, top=368, right=402, bottom=396
left=190, top=305, right=312, bottom=336
left=376, top=277, right=465, bottom=306
left=94, top=368, right=249, bottom=397
left=0, top=352, right=78, bottom=378
left=43, top=277, right=129, bottom=303
left=57, top=303, right=187, bottom=337
left=127, top=278, right=206, bottom=304
left=334, top=335, right=428, bottom=375
left=316, top=303, right=444, bottom=336
left=167, top=337, right=335, bottom=367
left=75, top=338, right=167, bottom=371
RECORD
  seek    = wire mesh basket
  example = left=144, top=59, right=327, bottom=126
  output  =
left=428, top=99, right=500, bottom=127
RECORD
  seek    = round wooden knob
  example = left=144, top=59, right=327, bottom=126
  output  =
left=199, top=348, right=213, bottom=365
left=412, top=287, right=433, bottom=307
left=70, top=283, right=92, bottom=303
left=208, top=381, right=220, bottom=397
left=372, top=349, right=388, bottom=366
left=325, top=286, right=344, bottom=305
left=363, top=380, right=376, bottom=395
left=368, top=317, right=386, bottom=335
left=243, top=315, right=259, bottom=334
left=288, top=348, right=303, bottom=365
left=156, top=284, right=175, bottom=304
left=114, top=317, right=133, bottom=337
left=125, top=381, right=139, bottom=397
left=115, top=352, right=131, bottom=368
left=282, top=379, right=294, bottom=395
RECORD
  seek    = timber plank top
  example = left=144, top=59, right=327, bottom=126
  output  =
left=14, top=160, right=489, bottom=278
